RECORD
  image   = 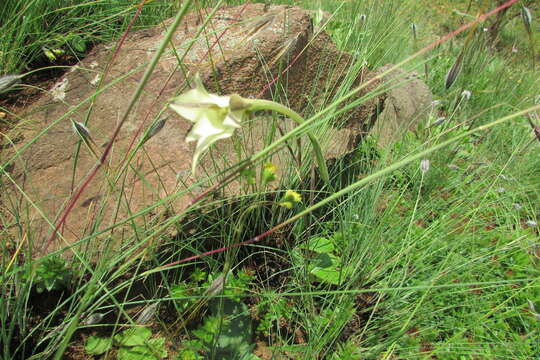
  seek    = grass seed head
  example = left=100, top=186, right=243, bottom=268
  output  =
left=411, top=23, right=418, bottom=40
left=0, top=74, right=22, bottom=94
left=432, top=117, right=446, bottom=126
left=444, top=56, right=463, bottom=90
left=71, top=121, right=91, bottom=140
left=526, top=220, right=538, bottom=227
left=420, top=159, right=430, bottom=174
left=83, top=313, right=105, bottom=325
left=145, top=117, right=168, bottom=141
left=521, top=6, right=533, bottom=36
left=461, top=90, right=472, bottom=100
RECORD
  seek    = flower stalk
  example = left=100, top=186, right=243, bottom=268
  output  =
left=169, top=77, right=330, bottom=183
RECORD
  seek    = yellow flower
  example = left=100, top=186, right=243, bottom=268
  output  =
left=279, top=190, right=302, bottom=209
left=170, top=75, right=250, bottom=174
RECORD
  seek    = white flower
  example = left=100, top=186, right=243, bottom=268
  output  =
left=461, top=90, right=472, bottom=100
left=170, top=75, right=250, bottom=174
left=513, top=203, right=523, bottom=210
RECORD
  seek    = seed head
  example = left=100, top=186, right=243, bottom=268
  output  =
left=72, top=121, right=91, bottom=140
left=420, top=159, right=430, bottom=174
left=136, top=303, right=159, bottom=325
left=521, top=7, right=533, bottom=36
left=411, top=23, right=418, bottom=40
left=445, top=55, right=463, bottom=90
left=526, top=220, right=538, bottom=227
left=432, top=117, right=446, bottom=126
left=144, top=117, right=167, bottom=143
left=461, top=90, right=472, bottom=100
left=83, top=313, right=104, bottom=325
left=0, top=74, right=22, bottom=94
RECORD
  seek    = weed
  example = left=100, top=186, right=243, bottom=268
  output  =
left=27, top=255, right=73, bottom=293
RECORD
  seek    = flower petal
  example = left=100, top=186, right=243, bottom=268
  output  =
left=191, top=129, right=235, bottom=174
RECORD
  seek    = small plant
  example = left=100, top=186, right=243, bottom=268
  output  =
left=255, top=296, right=296, bottom=338
left=171, top=268, right=254, bottom=312
left=84, top=327, right=167, bottom=360
left=28, top=256, right=72, bottom=293
left=179, top=311, right=259, bottom=360
left=292, top=236, right=353, bottom=285
left=174, top=269, right=259, bottom=359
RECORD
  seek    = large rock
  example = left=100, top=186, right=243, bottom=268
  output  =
left=2, top=4, right=431, bottom=254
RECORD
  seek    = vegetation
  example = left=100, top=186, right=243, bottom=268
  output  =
left=1, top=0, right=539, bottom=359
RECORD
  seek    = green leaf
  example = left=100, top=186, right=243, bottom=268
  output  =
left=114, top=327, right=152, bottom=347
left=310, top=253, right=350, bottom=285
left=84, top=336, right=112, bottom=355
left=147, top=338, right=168, bottom=358
left=117, top=346, right=158, bottom=360
left=116, top=338, right=167, bottom=360
left=299, top=237, right=335, bottom=253
left=177, top=348, right=204, bottom=360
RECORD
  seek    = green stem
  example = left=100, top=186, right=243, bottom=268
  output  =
left=249, top=99, right=330, bottom=184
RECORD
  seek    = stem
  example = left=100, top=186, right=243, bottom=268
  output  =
left=249, top=99, right=330, bottom=184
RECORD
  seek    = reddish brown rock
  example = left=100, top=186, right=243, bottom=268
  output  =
left=2, top=4, right=431, bottom=255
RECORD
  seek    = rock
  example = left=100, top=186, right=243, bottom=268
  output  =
left=2, top=4, right=431, bottom=255
left=370, top=65, right=433, bottom=146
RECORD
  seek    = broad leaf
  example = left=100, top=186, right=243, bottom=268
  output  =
left=84, top=336, right=112, bottom=355
left=114, top=327, right=152, bottom=347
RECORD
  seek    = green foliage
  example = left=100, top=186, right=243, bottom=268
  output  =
left=0, top=0, right=176, bottom=73
left=29, top=256, right=72, bottom=293
left=84, top=327, right=167, bottom=360
left=292, top=236, right=353, bottom=285
left=85, top=336, right=113, bottom=356
left=173, top=269, right=259, bottom=359
left=255, top=296, right=296, bottom=338
left=171, top=269, right=254, bottom=312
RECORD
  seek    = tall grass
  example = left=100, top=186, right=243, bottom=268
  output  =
left=1, top=0, right=539, bottom=359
